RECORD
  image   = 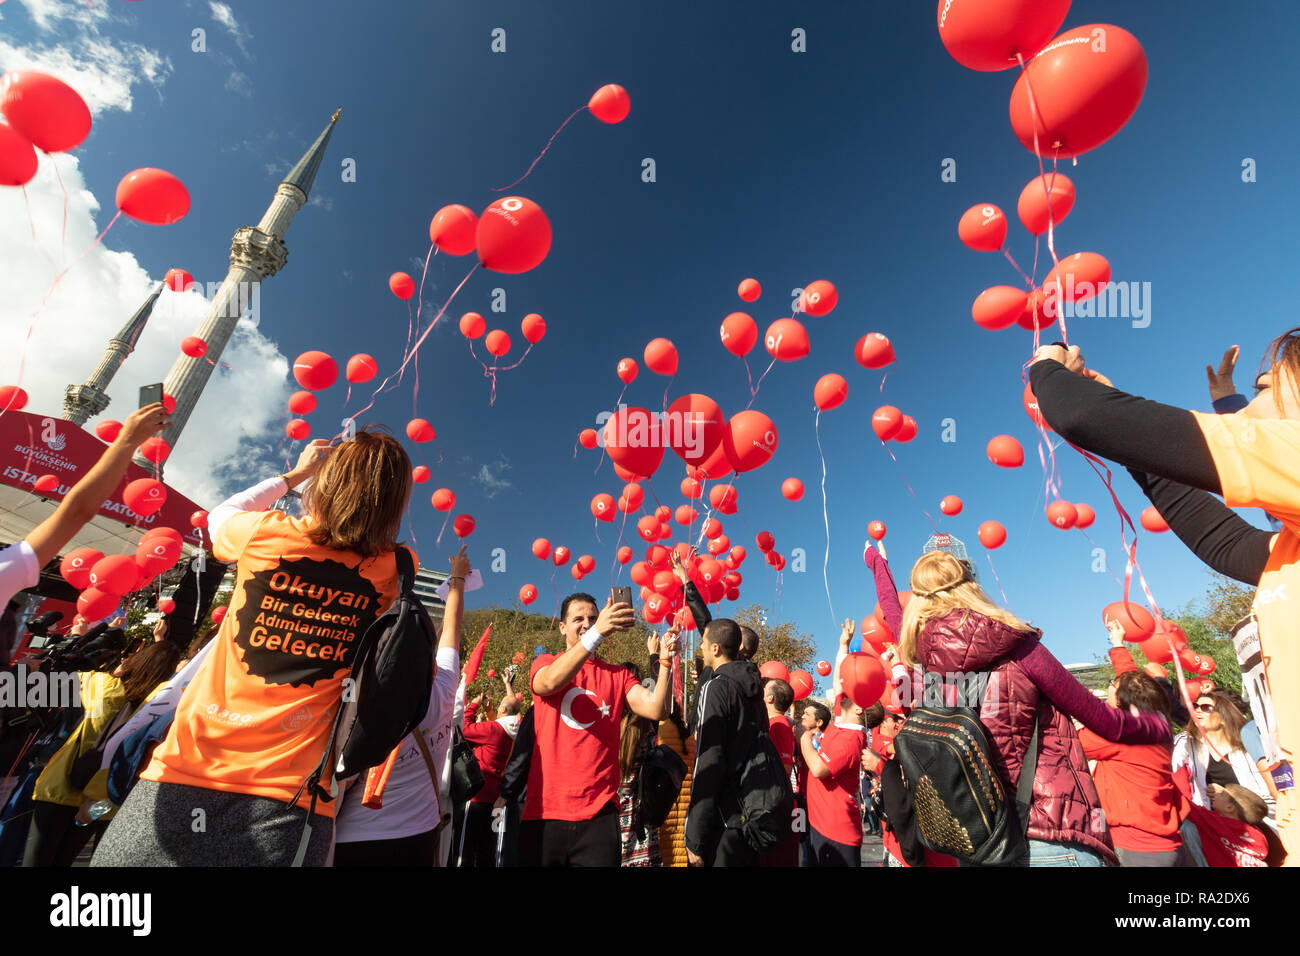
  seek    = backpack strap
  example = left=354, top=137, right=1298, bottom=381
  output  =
left=1014, top=707, right=1041, bottom=840
left=394, top=546, right=416, bottom=596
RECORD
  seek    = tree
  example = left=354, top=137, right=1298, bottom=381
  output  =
left=731, top=604, right=818, bottom=674
left=1203, top=574, right=1256, bottom=636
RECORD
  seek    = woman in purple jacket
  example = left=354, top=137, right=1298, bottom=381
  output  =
left=895, top=550, right=1171, bottom=866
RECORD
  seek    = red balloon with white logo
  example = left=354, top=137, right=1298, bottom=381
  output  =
left=958, top=203, right=1007, bottom=252
left=855, top=333, right=895, bottom=370
left=936, top=0, right=1072, bottom=72
left=123, top=478, right=167, bottom=517
left=798, top=280, right=838, bottom=317
left=476, top=197, right=552, bottom=274
left=1103, top=601, right=1156, bottom=642
left=720, top=312, right=758, bottom=357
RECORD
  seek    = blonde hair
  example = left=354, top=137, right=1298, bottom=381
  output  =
left=897, top=551, right=1034, bottom=668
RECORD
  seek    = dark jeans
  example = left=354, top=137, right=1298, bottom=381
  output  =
left=23, top=800, right=102, bottom=867
left=518, top=801, right=619, bottom=867
left=334, top=826, right=441, bottom=867
left=810, top=826, right=861, bottom=867
left=458, top=801, right=498, bottom=867
left=702, top=828, right=759, bottom=867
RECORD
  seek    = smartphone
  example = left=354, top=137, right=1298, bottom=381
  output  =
left=139, top=383, right=164, bottom=408
left=610, top=586, right=633, bottom=608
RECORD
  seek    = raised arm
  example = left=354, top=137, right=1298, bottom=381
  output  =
left=625, top=626, right=680, bottom=720
left=671, top=549, right=712, bottom=631
left=208, top=440, right=332, bottom=540
left=864, top=543, right=903, bottom=636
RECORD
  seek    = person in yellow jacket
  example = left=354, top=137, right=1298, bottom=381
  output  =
left=655, top=712, right=695, bottom=868
left=23, top=620, right=181, bottom=867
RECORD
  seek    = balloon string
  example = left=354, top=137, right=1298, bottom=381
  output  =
left=1002, top=248, right=1034, bottom=288
left=1016, top=52, right=1065, bottom=342
left=879, top=371, right=888, bottom=395
left=609, top=502, right=633, bottom=585
left=547, top=565, right=560, bottom=633
left=493, top=342, right=535, bottom=374
left=50, top=153, right=69, bottom=266
left=593, top=383, right=629, bottom=476
left=414, top=242, right=438, bottom=340
left=493, top=104, right=587, bottom=192
left=406, top=517, right=419, bottom=558
left=398, top=299, right=415, bottom=388
left=815, top=409, right=835, bottom=629
left=344, top=263, right=478, bottom=433
left=593, top=512, right=602, bottom=547
left=985, top=551, right=1011, bottom=608
left=434, top=511, right=451, bottom=547
left=1078, top=528, right=1124, bottom=587
left=746, top=358, right=777, bottom=409
left=743, top=355, right=755, bottom=397
left=661, top=374, right=674, bottom=415
left=880, top=440, right=939, bottom=533
left=21, top=185, right=36, bottom=242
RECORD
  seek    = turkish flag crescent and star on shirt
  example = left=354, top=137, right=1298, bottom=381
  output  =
left=523, top=655, right=639, bottom=822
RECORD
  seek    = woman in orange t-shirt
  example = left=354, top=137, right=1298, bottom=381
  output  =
left=91, top=431, right=414, bottom=867
left=1030, top=331, right=1300, bottom=868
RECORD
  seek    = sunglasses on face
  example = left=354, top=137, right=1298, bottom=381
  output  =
left=1194, top=703, right=1217, bottom=713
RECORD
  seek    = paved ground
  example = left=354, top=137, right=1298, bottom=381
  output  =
left=861, top=831, right=885, bottom=866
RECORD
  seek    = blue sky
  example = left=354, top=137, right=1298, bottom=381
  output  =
left=4, top=0, right=1298, bottom=670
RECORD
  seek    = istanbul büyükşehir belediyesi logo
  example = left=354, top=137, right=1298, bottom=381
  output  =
left=232, top=555, right=382, bottom=687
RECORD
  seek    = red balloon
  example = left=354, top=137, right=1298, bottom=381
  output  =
left=1009, top=24, right=1148, bottom=158
left=77, top=588, right=119, bottom=622
left=936, top=0, right=1072, bottom=72
left=521, top=313, right=547, bottom=344
left=285, top=419, right=310, bottom=441
left=940, top=495, right=963, bottom=516
left=972, top=286, right=1028, bottom=331
left=986, top=435, right=1024, bottom=468
left=719, top=312, right=758, bottom=359
left=429, top=204, right=478, bottom=256
left=1018, top=172, right=1076, bottom=235
left=759, top=661, right=790, bottom=683
left=452, top=514, right=476, bottom=538
left=1018, top=287, right=1056, bottom=332
left=681, top=477, right=702, bottom=499
left=60, top=547, right=103, bottom=589
left=764, top=318, right=810, bottom=362
left=588, top=83, right=631, bottom=123
left=723, top=411, right=778, bottom=473
left=476, top=196, right=552, bottom=274
left=485, top=330, right=512, bottom=357
left=1043, top=252, right=1111, bottom=306
left=135, top=437, right=169, bottom=464
left=553, top=546, right=571, bottom=567
left=287, top=391, right=316, bottom=415
left=612, top=462, right=643, bottom=483
left=157, top=598, right=176, bottom=615
left=799, top=280, right=838, bottom=317
left=1023, top=381, right=1051, bottom=431
left=0, top=71, right=92, bottom=152
left=644, top=338, right=679, bottom=376
left=855, top=333, right=895, bottom=370
left=459, top=312, right=486, bottom=339
left=1074, top=502, right=1096, bottom=529
left=519, top=584, right=539, bottom=605
left=1045, top=500, right=1078, bottom=530
left=868, top=521, right=887, bottom=541
left=958, top=203, right=1007, bottom=252
left=389, top=272, right=415, bottom=300
left=292, top=350, right=338, bottom=391
left=665, top=393, right=724, bottom=467
left=211, top=605, right=228, bottom=625
left=115, top=168, right=190, bottom=225
left=788, top=669, right=814, bottom=701
left=94, top=419, right=121, bottom=443
left=164, top=268, right=195, bottom=293
left=576, top=554, right=596, bottom=574
left=89, top=554, right=139, bottom=596
left=709, top=483, right=738, bottom=514
left=813, top=373, right=848, bottom=411
left=1103, top=601, right=1156, bottom=641
left=0, top=122, right=37, bottom=186
left=412, top=466, right=431, bottom=484
left=617, top=546, right=633, bottom=565
left=978, top=520, right=1007, bottom=549
left=872, top=406, right=903, bottom=441
left=33, top=474, right=58, bottom=493
left=895, top=415, right=918, bottom=443
left=123, top=478, right=167, bottom=517
left=781, top=478, right=804, bottom=501
left=1140, top=506, right=1170, bottom=533
left=0, top=385, right=28, bottom=411
left=532, top=538, right=551, bottom=560
left=861, top=613, right=894, bottom=652
left=616, top=357, right=639, bottom=384
left=622, top=483, right=645, bottom=511
left=756, top=531, right=775, bottom=552
left=578, top=428, right=599, bottom=450
left=173, top=335, right=207, bottom=361
left=346, top=354, right=378, bottom=383
left=737, top=278, right=761, bottom=303
left=591, top=493, right=616, bottom=522
left=431, top=488, right=455, bottom=511
left=636, top=515, right=660, bottom=543
left=674, top=504, right=697, bottom=525
left=696, top=442, right=734, bottom=482
left=406, top=418, right=436, bottom=443
left=841, top=653, right=887, bottom=709
left=603, top=406, right=665, bottom=479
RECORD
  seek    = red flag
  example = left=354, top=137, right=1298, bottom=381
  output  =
left=463, top=623, right=492, bottom=684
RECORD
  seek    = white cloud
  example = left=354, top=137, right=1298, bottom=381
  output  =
left=471, top=457, right=513, bottom=498
left=308, top=194, right=333, bottom=212
left=224, top=68, right=252, bottom=97
left=0, top=151, right=293, bottom=506
left=0, top=35, right=171, bottom=117
left=15, top=0, right=109, bottom=33
left=208, top=2, right=252, bottom=57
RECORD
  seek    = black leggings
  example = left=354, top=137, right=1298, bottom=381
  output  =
left=23, top=800, right=102, bottom=867
left=333, top=826, right=441, bottom=867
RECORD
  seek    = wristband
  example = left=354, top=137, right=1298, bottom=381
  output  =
left=658, top=657, right=673, bottom=666
left=581, top=627, right=605, bottom=653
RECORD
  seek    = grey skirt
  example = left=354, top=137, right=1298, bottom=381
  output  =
left=90, top=779, right=334, bottom=867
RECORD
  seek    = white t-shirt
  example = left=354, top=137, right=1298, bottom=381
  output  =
left=0, top=540, right=39, bottom=607
left=334, top=646, right=460, bottom=843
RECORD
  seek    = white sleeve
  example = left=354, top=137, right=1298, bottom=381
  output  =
left=831, top=646, right=849, bottom=701
left=433, top=647, right=462, bottom=727
left=100, top=638, right=217, bottom=770
left=207, top=476, right=288, bottom=542
left=0, top=540, right=40, bottom=607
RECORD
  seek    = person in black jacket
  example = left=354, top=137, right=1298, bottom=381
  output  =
left=684, top=618, right=762, bottom=867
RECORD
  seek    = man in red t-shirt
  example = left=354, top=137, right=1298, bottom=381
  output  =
left=459, top=672, right=521, bottom=867
left=799, top=690, right=867, bottom=866
left=522, top=592, right=680, bottom=866
left=760, top=677, right=799, bottom=867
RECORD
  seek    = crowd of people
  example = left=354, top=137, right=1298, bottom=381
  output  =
left=0, top=331, right=1295, bottom=868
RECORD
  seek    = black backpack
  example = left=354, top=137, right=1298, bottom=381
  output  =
left=292, top=548, right=435, bottom=865
left=712, top=670, right=794, bottom=853
left=633, top=736, right=687, bottom=839
left=449, top=724, right=485, bottom=805
left=892, top=702, right=1039, bottom=866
